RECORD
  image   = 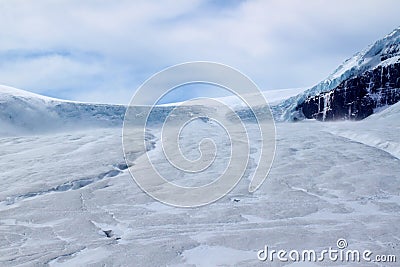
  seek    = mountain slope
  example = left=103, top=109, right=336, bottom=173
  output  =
left=274, top=26, right=400, bottom=121
left=367, top=97, right=400, bottom=121
left=0, top=85, right=126, bottom=136
left=0, top=84, right=304, bottom=136
left=326, top=101, right=400, bottom=159
left=0, top=85, right=240, bottom=136
left=300, top=61, right=400, bottom=120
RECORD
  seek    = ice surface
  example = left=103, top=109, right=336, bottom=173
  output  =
left=0, top=84, right=399, bottom=266
left=1, top=118, right=399, bottom=266
left=182, top=245, right=255, bottom=267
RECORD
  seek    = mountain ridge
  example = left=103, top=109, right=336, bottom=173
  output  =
left=0, top=84, right=303, bottom=136
left=0, top=84, right=126, bottom=136
left=274, top=26, right=400, bottom=121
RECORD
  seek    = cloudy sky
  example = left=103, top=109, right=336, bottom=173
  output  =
left=1, top=0, right=399, bottom=104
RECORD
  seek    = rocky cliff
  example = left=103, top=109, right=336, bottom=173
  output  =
left=299, top=61, right=400, bottom=121
left=274, top=26, right=400, bottom=121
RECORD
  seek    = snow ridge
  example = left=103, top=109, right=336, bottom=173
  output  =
left=0, top=85, right=126, bottom=136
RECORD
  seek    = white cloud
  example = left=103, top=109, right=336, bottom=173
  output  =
left=0, top=0, right=399, bottom=104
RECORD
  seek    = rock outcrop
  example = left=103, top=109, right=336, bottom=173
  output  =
left=274, top=27, right=400, bottom=121
left=299, top=61, right=400, bottom=121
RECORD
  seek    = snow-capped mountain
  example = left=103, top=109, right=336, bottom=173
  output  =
left=2, top=24, right=400, bottom=136
left=0, top=84, right=305, bottom=136
left=0, top=85, right=231, bottom=136
left=301, top=61, right=400, bottom=121
left=0, top=85, right=126, bottom=135
left=274, top=26, right=400, bottom=121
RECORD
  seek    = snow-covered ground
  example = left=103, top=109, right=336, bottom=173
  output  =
left=1, top=102, right=399, bottom=266
left=326, top=102, right=400, bottom=160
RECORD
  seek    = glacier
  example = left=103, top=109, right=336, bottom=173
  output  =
left=0, top=84, right=399, bottom=266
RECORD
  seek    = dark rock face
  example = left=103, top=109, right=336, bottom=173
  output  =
left=299, top=62, right=400, bottom=121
